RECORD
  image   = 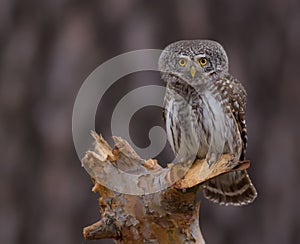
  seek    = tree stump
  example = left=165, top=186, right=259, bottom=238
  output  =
left=82, top=132, right=250, bottom=243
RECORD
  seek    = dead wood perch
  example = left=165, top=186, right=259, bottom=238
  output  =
left=82, top=132, right=250, bottom=243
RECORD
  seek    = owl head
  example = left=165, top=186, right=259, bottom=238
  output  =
left=158, top=40, right=229, bottom=85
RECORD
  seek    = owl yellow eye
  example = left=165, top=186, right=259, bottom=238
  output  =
left=178, top=58, right=187, bottom=67
left=199, top=57, right=208, bottom=66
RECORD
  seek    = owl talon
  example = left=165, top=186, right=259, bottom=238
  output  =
left=206, top=159, right=215, bottom=168
left=206, top=152, right=220, bottom=167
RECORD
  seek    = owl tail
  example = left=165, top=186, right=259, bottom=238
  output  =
left=203, top=170, right=257, bottom=206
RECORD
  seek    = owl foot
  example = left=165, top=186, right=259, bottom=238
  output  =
left=205, top=153, right=220, bottom=168
left=206, top=159, right=215, bottom=168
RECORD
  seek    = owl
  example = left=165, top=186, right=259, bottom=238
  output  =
left=159, top=40, right=257, bottom=206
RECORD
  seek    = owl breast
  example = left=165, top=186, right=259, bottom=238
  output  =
left=164, top=81, right=242, bottom=163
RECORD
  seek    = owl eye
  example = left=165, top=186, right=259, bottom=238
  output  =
left=199, top=57, right=208, bottom=66
left=178, top=58, right=187, bottom=67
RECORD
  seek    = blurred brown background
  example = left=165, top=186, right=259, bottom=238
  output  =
left=1, top=0, right=300, bottom=244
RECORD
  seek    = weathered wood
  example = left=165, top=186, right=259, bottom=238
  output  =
left=82, top=132, right=250, bottom=243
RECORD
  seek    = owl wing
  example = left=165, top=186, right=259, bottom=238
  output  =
left=203, top=75, right=257, bottom=206
left=222, top=75, right=248, bottom=160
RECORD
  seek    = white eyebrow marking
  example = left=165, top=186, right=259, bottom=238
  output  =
left=178, top=54, right=189, bottom=58
left=194, top=54, right=206, bottom=59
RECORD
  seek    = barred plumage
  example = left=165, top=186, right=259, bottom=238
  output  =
left=159, top=40, right=257, bottom=206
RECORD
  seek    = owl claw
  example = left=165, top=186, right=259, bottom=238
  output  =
left=206, top=159, right=215, bottom=168
left=206, top=153, right=220, bottom=168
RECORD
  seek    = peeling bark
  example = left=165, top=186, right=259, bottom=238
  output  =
left=82, top=132, right=250, bottom=243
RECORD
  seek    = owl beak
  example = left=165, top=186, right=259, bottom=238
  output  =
left=190, top=66, right=196, bottom=78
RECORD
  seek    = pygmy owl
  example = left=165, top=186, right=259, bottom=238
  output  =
left=159, top=40, right=257, bottom=206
